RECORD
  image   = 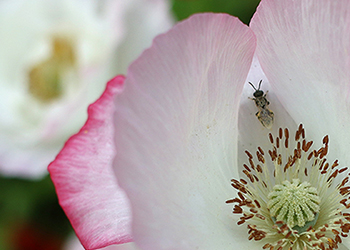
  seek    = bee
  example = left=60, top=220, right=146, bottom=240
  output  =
left=248, top=80, right=274, bottom=129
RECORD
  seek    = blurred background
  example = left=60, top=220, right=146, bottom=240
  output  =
left=0, top=0, right=260, bottom=249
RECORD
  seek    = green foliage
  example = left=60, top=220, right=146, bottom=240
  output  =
left=0, top=176, right=72, bottom=250
left=172, top=0, right=261, bottom=24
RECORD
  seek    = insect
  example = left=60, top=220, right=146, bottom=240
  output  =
left=248, top=80, right=274, bottom=129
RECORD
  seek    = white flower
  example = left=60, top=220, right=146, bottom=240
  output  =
left=0, top=0, right=173, bottom=178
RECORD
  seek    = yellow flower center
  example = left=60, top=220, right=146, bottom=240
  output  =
left=28, top=37, right=76, bottom=102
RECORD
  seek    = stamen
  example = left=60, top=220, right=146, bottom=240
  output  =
left=284, top=128, right=289, bottom=149
left=279, top=128, right=283, bottom=139
left=227, top=124, right=350, bottom=250
left=269, top=133, right=274, bottom=144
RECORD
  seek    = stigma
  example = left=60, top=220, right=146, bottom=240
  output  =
left=226, top=124, right=350, bottom=250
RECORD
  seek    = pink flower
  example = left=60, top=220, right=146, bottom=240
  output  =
left=49, top=0, right=350, bottom=249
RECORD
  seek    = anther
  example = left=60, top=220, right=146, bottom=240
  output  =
left=323, top=135, right=329, bottom=144
left=323, top=163, right=329, bottom=171
left=249, top=158, right=256, bottom=170
left=304, top=141, right=313, bottom=152
left=254, top=200, right=261, bottom=208
left=340, top=167, right=348, bottom=174
left=332, top=160, right=339, bottom=169
left=340, top=177, right=349, bottom=188
left=240, top=179, right=248, bottom=185
left=257, top=164, right=263, bottom=173
left=258, top=147, right=264, bottom=155
left=284, top=128, right=289, bottom=138
left=245, top=150, right=253, bottom=159
left=243, top=164, right=251, bottom=172
left=307, top=151, right=314, bottom=160
left=256, top=151, right=265, bottom=164
left=279, top=128, right=283, bottom=139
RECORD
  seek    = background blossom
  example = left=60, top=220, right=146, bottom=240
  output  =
left=0, top=0, right=173, bottom=178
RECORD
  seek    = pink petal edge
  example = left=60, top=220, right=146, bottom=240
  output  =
left=49, top=75, right=132, bottom=250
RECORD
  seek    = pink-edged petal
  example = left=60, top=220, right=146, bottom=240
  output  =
left=49, top=76, right=132, bottom=250
left=251, top=0, right=350, bottom=162
left=113, top=13, right=256, bottom=248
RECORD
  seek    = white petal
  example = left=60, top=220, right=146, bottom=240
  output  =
left=64, top=234, right=138, bottom=250
left=114, top=13, right=256, bottom=249
left=250, top=0, right=350, bottom=163
left=237, top=56, right=298, bottom=175
left=111, top=0, right=174, bottom=74
left=0, top=0, right=173, bottom=178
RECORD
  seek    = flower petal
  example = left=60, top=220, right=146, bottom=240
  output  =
left=113, top=13, right=256, bottom=248
left=238, top=56, right=298, bottom=173
left=49, top=76, right=132, bottom=250
left=111, top=0, right=174, bottom=74
left=64, top=234, right=138, bottom=250
left=251, top=0, right=350, bottom=162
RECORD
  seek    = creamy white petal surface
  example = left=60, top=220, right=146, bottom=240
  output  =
left=237, top=56, right=298, bottom=173
left=64, top=234, right=139, bottom=250
left=249, top=0, right=350, bottom=247
left=251, top=0, right=350, bottom=164
left=113, top=13, right=256, bottom=249
left=0, top=0, right=173, bottom=178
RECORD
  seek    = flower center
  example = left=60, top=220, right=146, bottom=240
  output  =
left=28, top=37, right=76, bottom=102
left=268, top=179, right=320, bottom=231
left=226, top=124, right=350, bottom=250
